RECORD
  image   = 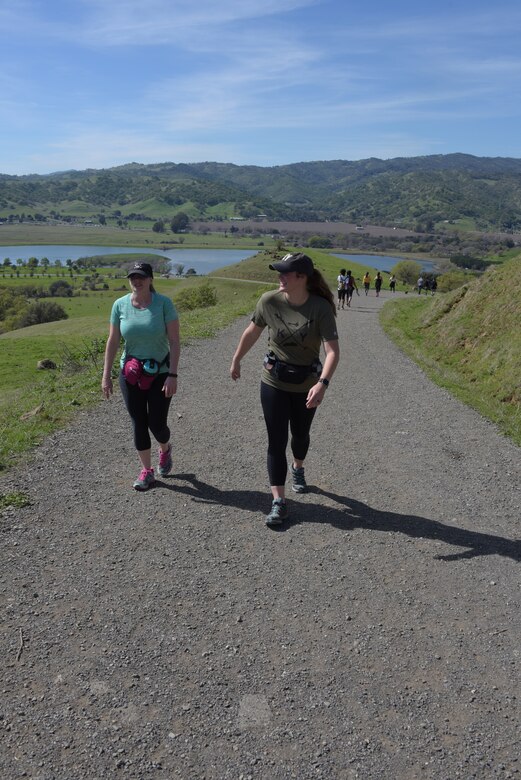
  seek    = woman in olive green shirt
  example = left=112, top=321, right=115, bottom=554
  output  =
left=230, top=253, right=339, bottom=527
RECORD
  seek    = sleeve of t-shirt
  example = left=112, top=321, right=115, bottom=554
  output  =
left=251, top=295, right=267, bottom=328
left=163, top=296, right=179, bottom=323
left=109, top=299, right=121, bottom=326
left=319, top=304, right=339, bottom=342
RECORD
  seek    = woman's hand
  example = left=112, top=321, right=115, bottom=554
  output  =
left=306, top=382, right=326, bottom=409
left=102, top=377, right=113, bottom=399
left=162, top=376, right=178, bottom=397
left=230, top=322, right=263, bottom=381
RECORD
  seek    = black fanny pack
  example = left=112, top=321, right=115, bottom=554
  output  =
left=263, top=352, right=322, bottom=384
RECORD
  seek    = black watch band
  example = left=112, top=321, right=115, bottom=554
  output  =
left=318, top=377, right=329, bottom=387
left=168, top=373, right=178, bottom=378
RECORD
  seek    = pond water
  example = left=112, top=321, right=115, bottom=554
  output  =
left=330, top=253, right=436, bottom=273
left=0, top=245, right=436, bottom=275
left=0, top=245, right=256, bottom=276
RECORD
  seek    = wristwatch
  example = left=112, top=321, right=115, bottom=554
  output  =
left=167, top=373, right=178, bottom=378
left=318, top=377, right=329, bottom=387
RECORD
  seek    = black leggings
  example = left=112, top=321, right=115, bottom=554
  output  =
left=119, top=372, right=172, bottom=451
left=260, top=381, right=316, bottom=487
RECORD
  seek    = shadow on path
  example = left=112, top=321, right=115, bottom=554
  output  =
left=160, top=474, right=521, bottom=563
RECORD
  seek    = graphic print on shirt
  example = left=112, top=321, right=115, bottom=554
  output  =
left=274, top=311, right=314, bottom=349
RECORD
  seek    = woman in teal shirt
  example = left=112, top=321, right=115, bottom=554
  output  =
left=102, top=262, right=180, bottom=490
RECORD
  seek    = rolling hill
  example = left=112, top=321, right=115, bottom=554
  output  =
left=1, top=154, right=521, bottom=232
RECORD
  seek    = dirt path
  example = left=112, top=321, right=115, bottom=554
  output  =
left=2, top=290, right=520, bottom=779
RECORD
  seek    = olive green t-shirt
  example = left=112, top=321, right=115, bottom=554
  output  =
left=252, top=290, right=338, bottom=392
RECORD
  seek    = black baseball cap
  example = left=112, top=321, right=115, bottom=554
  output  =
left=269, top=252, right=314, bottom=277
left=127, top=262, right=154, bottom=278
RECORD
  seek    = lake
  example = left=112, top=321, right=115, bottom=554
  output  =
left=330, top=253, right=436, bottom=273
left=0, top=245, right=436, bottom=275
left=0, top=245, right=256, bottom=276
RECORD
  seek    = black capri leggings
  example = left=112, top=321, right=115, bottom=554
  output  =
left=260, top=381, right=316, bottom=487
left=119, top=372, right=172, bottom=452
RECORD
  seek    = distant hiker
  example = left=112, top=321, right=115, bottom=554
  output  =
left=337, top=268, right=347, bottom=309
left=417, top=276, right=424, bottom=294
left=429, top=277, right=438, bottom=295
left=374, top=272, right=383, bottom=297
left=363, top=272, right=371, bottom=295
left=230, top=252, right=339, bottom=527
left=101, top=262, right=180, bottom=491
left=389, top=274, right=396, bottom=293
left=345, top=270, right=358, bottom=306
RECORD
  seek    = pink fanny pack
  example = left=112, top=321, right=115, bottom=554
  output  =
left=123, top=358, right=157, bottom=391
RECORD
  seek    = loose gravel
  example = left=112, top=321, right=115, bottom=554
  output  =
left=1, top=291, right=520, bottom=780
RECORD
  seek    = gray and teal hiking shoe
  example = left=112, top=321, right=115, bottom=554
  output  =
left=158, top=444, right=173, bottom=476
left=133, top=468, right=156, bottom=491
left=265, top=498, right=289, bottom=527
left=291, top=464, right=308, bottom=493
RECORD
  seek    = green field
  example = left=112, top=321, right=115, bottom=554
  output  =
left=0, top=222, right=275, bottom=249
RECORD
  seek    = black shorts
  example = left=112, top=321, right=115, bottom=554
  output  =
left=337, top=288, right=346, bottom=300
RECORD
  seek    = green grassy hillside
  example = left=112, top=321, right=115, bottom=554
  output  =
left=381, top=255, right=521, bottom=445
left=209, top=247, right=374, bottom=285
left=2, top=154, right=521, bottom=230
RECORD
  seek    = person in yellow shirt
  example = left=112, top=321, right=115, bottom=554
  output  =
left=363, top=272, right=371, bottom=295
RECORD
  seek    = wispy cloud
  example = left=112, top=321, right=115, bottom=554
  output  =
left=1, top=0, right=520, bottom=173
left=0, top=0, right=319, bottom=46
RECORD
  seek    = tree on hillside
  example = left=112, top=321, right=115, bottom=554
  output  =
left=170, top=212, right=189, bottom=233
left=17, top=301, right=68, bottom=328
left=392, top=259, right=421, bottom=285
left=153, top=220, right=165, bottom=233
left=437, top=270, right=474, bottom=292
left=49, top=280, right=73, bottom=297
left=450, top=254, right=490, bottom=271
left=308, top=235, right=333, bottom=248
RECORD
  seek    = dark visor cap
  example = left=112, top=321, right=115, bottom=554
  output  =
left=269, top=252, right=314, bottom=277
left=127, top=262, right=154, bottom=278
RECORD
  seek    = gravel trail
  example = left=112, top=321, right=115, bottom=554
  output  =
left=1, top=290, right=520, bottom=780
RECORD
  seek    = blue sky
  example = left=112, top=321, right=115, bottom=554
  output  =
left=1, top=0, right=520, bottom=175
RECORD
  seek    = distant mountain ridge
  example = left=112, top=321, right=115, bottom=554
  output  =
left=1, top=154, right=520, bottom=231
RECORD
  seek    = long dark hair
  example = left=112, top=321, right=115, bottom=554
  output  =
left=307, top=269, right=336, bottom=315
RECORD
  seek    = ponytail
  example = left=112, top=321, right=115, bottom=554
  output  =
left=307, top=269, right=336, bottom=316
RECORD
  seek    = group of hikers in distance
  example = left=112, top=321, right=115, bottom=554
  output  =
left=336, top=268, right=360, bottom=308
left=417, top=274, right=438, bottom=294
left=338, top=268, right=399, bottom=305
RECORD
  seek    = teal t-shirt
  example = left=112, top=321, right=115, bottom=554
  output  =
left=110, top=292, right=178, bottom=369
